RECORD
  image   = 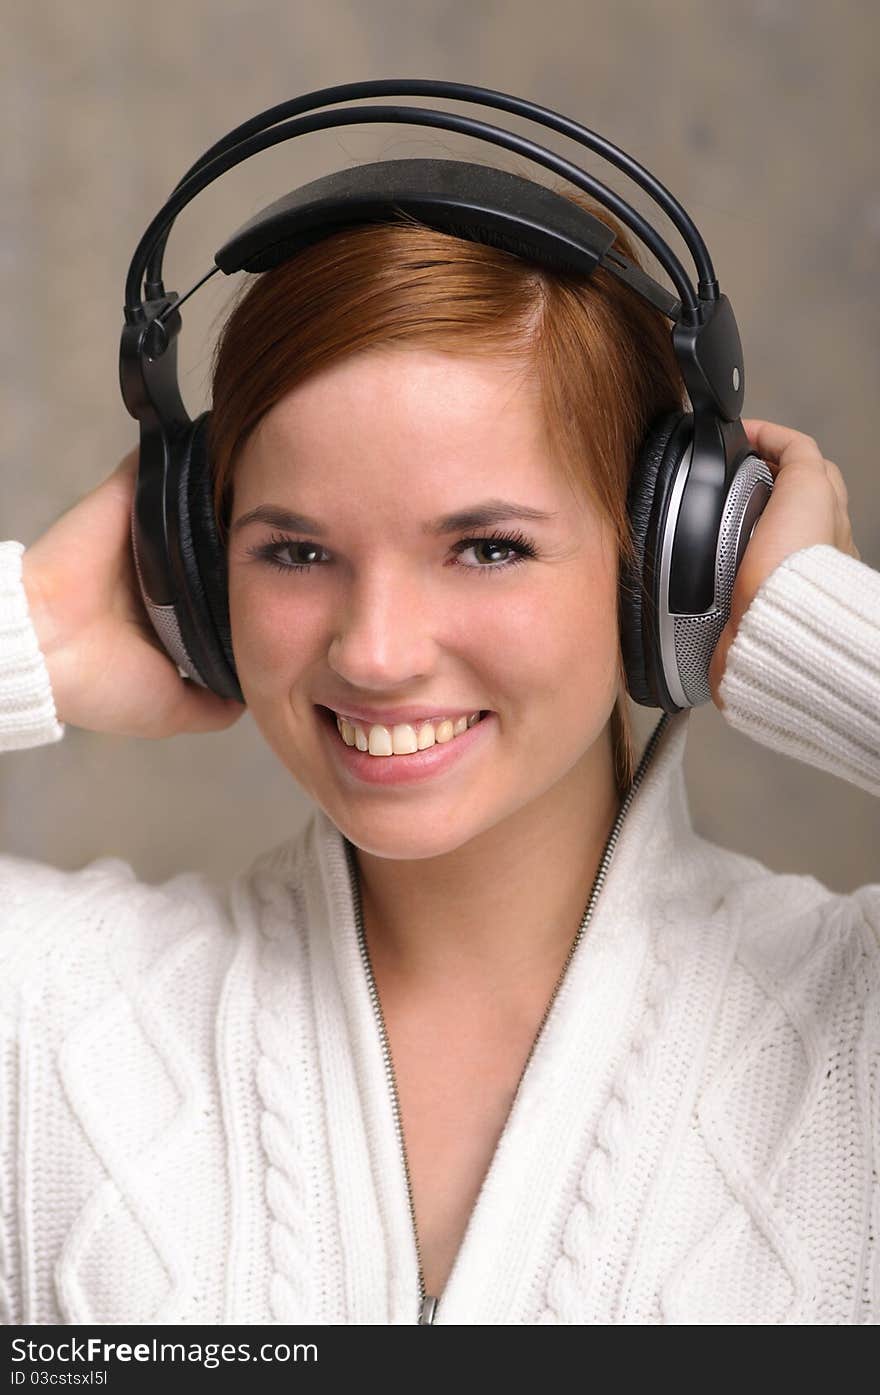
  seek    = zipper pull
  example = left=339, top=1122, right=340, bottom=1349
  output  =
left=418, top=1294, right=438, bottom=1324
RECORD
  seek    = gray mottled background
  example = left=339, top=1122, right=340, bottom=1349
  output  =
left=3, top=0, right=878, bottom=891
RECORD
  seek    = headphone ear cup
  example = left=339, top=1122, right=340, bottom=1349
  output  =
left=620, top=411, right=775, bottom=713
left=175, top=410, right=244, bottom=703
left=619, top=411, right=691, bottom=711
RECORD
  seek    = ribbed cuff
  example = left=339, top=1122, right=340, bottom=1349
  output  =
left=719, top=543, right=880, bottom=797
left=0, top=540, right=66, bottom=751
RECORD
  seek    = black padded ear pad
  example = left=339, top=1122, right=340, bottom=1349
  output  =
left=177, top=410, right=244, bottom=703
left=618, top=410, right=691, bottom=709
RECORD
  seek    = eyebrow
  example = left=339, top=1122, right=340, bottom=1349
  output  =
left=230, top=499, right=559, bottom=537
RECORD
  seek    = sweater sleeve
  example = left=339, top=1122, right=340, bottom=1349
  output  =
left=718, top=542, right=880, bottom=798
left=0, top=540, right=65, bottom=752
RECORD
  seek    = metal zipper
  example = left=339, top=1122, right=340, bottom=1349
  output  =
left=344, top=710, right=672, bottom=1325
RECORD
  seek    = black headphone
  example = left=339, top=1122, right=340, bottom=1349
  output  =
left=119, top=79, right=774, bottom=714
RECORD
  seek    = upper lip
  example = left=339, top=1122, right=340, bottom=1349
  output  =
left=317, top=702, right=486, bottom=727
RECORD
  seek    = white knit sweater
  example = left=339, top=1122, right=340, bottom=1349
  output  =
left=1, top=537, right=878, bottom=1325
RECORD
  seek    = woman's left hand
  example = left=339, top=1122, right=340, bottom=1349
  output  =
left=709, top=419, right=861, bottom=712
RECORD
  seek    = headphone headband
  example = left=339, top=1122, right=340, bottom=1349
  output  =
left=120, top=79, right=746, bottom=426
left=213, top=158, right=681, bottom=322
left=124, top=78, right=717, bottom=326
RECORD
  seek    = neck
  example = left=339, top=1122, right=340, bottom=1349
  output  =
left=351, top=723, right=622, bottom=1008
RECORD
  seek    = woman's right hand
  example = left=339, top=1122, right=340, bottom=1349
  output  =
left=20, top=448, right=246, bottom=739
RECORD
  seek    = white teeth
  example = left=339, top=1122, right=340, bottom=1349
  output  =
left=391, top=724, right=418, bottom=754
left=368, top=725, right=393, bottom=756
left=333, top=710, right=483, bottom=756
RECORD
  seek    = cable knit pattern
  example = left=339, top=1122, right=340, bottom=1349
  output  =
left=538, top=948, right=675, bottom=1323
left=54, top=921, right=207, bottom=1323
left=667, top=886, right=878, bottom=1323
left=249, top=843, right=317, bottom=1323
left=1, top=538, right=879, bottom=1323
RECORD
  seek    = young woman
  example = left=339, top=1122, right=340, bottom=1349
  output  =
left=2, top=200, right=877, bottom=1326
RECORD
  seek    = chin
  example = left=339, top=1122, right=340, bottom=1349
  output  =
left=325, top=804, right=490, bottom=863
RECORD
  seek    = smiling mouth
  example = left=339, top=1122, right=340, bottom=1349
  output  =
left=317, top=705, right=490, bottom=755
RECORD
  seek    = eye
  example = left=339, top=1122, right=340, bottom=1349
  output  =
left=448, top=529, right=538, bottom=574
left=245, top=533, right=327, bottom=573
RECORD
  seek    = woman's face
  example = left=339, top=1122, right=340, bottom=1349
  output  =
left=227, top=346, right=622, bottom=860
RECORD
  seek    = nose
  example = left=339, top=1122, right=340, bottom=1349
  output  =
left=327, top=564, right=437, bottom=692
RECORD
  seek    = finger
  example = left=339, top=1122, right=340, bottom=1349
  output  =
left=823, top=459, right=849, bottom=510
left=108, top=449, right=140, bottom=500
left=114, top=447, right=139, bottom=475
left=740, top=419, right=826, bottom=474
left=169, top=689, right=247, bottom=737
left=202, top=693, right=247, bottom=720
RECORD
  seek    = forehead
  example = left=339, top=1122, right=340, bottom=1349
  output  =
left=231, top=346, right=605, bottom=543
left=240, top=346, right=553, bottom=485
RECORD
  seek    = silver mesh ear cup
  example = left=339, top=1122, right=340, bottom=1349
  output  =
left=659, top=451, right=774, bottom=707
left=130, top=493, right=209, bottom=687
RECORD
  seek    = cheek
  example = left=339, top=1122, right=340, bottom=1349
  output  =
left=228, top=581, right=323, bottom=697
left=488, top=568, right=619, bottom=702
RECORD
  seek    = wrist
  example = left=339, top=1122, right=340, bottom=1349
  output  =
left=21, top=548, right=61, bottom=659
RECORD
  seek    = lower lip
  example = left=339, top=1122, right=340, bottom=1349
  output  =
left=316, top=707, right=495, bottom=786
